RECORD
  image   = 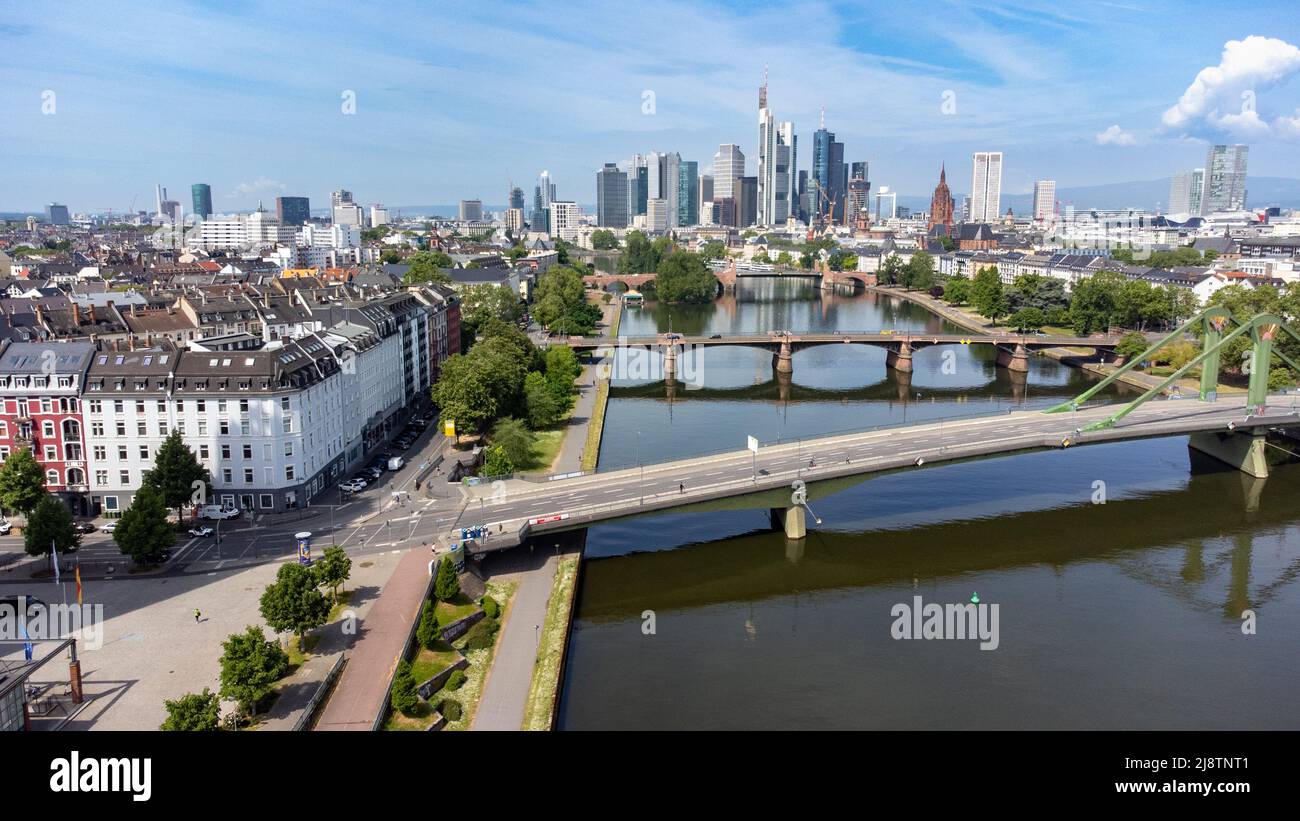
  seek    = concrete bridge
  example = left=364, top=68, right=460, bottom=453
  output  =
left=451, top=394, right=1295, bottom=551
left=566, top=330, right=1120, bottom=375
left=582, top=258, right=874, bottom=293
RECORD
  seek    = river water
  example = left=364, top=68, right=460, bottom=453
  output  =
left=556, top=279, right=1300, bottom=730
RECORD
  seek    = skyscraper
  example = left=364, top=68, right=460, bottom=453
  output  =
left=928, top=166, right=954, bottom=231
left=713, top=144, right=745, bottom=201
left=811, top=112, right=847, bottom=224
left=1168, top=169, right=1205, bottom=216
left=677, top=161, right=699, bottom=226
left=1032, top=180, right=1056, bottom=221
left=276, top=196, right=310, bottom=226
left=46, top=203, right=70, bottom=225
left=597, top=163, right=629, bottom=228
left=191, top=183, right=212, bottom=220
left=331, top=190, right=363, bottom=226
left=970, top=152, right=1003, bottom=223
left=739, top=176, right=758, bottom=227
left=458, top=200, right=483, bottom=221
left=509, top=186, right=525, bottom=210
left=847, top=162, right=870, bottom=225
left=1202, top=144, right=1248, bottom=213
left=757, top=71, right=796, bottom=225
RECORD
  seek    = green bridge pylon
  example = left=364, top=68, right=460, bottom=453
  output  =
left=1044, top=309, right=1300, bottom=433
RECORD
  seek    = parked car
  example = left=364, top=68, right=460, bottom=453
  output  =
left=388, top=456, right=405, bottom=471
left=340, top=480, right=366, bottom=493
left=198, top=504, right=240, bottom=521
left=73, top=522, right=97, bottom=534
left=101, top=522, right=118, bottom=533
left=0, top=519, right=11, bottom=535
left=188, top=526, right=214, bottom=538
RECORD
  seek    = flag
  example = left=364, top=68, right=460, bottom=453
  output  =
left=52, top=539, right=60, bottom=584
left=75, top=562, right=83, bottom=606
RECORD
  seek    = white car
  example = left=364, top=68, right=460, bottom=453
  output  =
left=0, top=520, right=11, bottom=535
left=188, top=526, right=214, bottom=538
left=101, top=522, right=118, bottom=533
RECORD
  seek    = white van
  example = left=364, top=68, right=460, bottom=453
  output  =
left=199, top=505, right=240, bottom=521
left=387, top=456, right=405, bottom=471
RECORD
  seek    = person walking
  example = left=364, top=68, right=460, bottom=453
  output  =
left=193, top=608, right=201, bottom=623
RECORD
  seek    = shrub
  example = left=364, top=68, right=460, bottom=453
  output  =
left=1115, top=331, right=1149, bottom=363
left=390, top=660, right=419, bottom=715
left=446, top=669, right=467, bottom=691
left=480, top=595, right=500, bottom=619
left=439, top=699, right=463, bottom=722
left=416, top=600, right=441, bottom=649
left=464, top=617, right=500, bottom=650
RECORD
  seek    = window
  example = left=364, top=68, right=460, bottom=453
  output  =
left=93, top=446, right=106, bottom=461
left=242, top=445, right=252, bottom=460
left=198, top=421, right=207, bottom=435
left=115, top=421, right=125, bottom=436
left=135, top=400, right=145, bottom=414
left=220, top=421, right=229, bottom=435
left=159, top=421, right=168, bottom=436
left=239, top=399, right=249, bottom=413
left=114, top=400, right=124, bottom=414
left=118, top=470, right=130, bottom=485
left=281, top=397, right=291, bottom=411
left=284, top=442, right=293, bottom=457
left=196, top=400, right=206, bottom=412
left=222, top=469, right=233, bottom=483
left=285, top=465, right=295, bottom=481
left=88, top=400, right=101, bottom=414
left=221, top=445, right=232, bottom=460
left=91, top=422, right=104, bottom=437
left=42, top=421, right=55, bottom=438
left=218, top=400, right=227, bottom=413
left=199, top=445, right=209, bottom=459
left=117, top=446, right=128, bottom=461
left=104, top=496, right=118, bottom=511
left=243, top=468, right=254, bottom=484
left=139, top=445, right=149, bottom=461
left=95, top=470, right=108, bottom=486
left=240, top=420, right=250, bottom=436
left=137, top=421, right=147, bottom=436
left=259, top=494, right=273, bottom=509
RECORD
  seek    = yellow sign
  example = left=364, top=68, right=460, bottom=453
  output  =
left=443, top=419, right=456, bottom=437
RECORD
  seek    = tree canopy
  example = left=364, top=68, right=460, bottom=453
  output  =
left=0, top=446, right=46, bottom=516
left=655, top=251, right=718, bottom=303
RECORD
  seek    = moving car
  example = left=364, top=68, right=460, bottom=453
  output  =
left=388, top=456, right=405, bottom=471
left=0, top=519, right=11, bottom=535
left=188, top=526, right=214, bottom=538
left=198, top=504, right=240, bottom=521
left=73, top=521, right=97, bottom=534
left=101, top=522, right=118, bottom=533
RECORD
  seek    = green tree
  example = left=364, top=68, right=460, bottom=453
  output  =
left=390, top=660, right=419, bottom=715
left=1068, top=271, right=1126, bottom=335
left=24, top=493, right=80, bottom=559
left=1009, top=307, right=1045, bottom=332
left=313, top=545, right=352, bottom=603
left=402, top=250, right=453, bottom=285
left=458, top=283, right=523, bottom=342
left=524, top=371, right=564, bottom=429
left=114, top=485, right=174, bottom=565
left=698, top=242, right=726, bottom=262
left=483, top=444, right=515, bottom=476
left=543, top=345, right=581, bottom=398
left=219, top=626, right=289, bottom=719
left=260, top=562, right=330, bottom=645
left=902, top=251, right=935, bottom=292
left=533, top=266, right=601, bottom=334
left=619, top=230, right=666, bottom=274
left=416, top=600, right=442, bottom=649
left=879, top=254, right=905, bottom=286
left=434, top=556, right=460, bottom=602
left=943, top=275, right=971, bottom=305
left=141, top=431, right=210, bottom=521
left=160, top=688, right=222, bottom=731
left=380, top=248, right=402, bottom=264
left=0, top=446, right=46, bottom=517
left=1268, top=367, right=1295, bottom=392
left=1115, top=331, right=1150, bottom=363
left=590, top=229, right=620, bottom=250
left=655, top=251, right=718, bottom=303
left=970, top=266, right=1008, bottom=323
left=491, top=417, right=536, bottom=467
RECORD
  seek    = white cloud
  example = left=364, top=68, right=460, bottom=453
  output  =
left=1161, top=36, right=1300, bottom=138
left=228, top=177, right=287, bottom=198
left=1095, top=124, right=1136, bottom=146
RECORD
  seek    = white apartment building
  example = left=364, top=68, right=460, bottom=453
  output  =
left=1033, top=180, right=1056, bottom=221
left=547, top=201, right=581, bottom=241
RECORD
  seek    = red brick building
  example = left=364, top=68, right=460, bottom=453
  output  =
left=928, top=165, right=955, bottom=232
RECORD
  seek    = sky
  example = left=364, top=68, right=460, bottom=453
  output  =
left=3, top=0, right=1300, bottom=214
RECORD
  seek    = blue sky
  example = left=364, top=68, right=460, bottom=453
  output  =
left=3, top=0, right=1300, bottom=213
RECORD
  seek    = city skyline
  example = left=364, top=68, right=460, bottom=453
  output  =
left=4, top=3, right=1300, bottom=212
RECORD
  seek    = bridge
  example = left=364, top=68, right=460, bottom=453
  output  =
left=581, top=258, right=875, bottom=293
left=566, top=330, right=1120, bottom=375
left=445, top=308, right=1298, bottom=551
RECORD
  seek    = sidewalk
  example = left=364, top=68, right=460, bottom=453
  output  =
left=551, top=299, right=617, bottom=474
left=314, top=547, right=435, bottom=731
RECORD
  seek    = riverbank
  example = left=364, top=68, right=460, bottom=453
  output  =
left=866, top=285, right=1219, bottom=397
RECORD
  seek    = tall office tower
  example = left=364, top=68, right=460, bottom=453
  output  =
left=597, top=163, right=629, bottom=228
left=961, top=196, right=971, bottom=222
left=506, top=208, right=525, bottom=233
left=713, top=144, right=745, bottom=203
left=970, top=151, right=1003, bottom=223
left=876, top=187, right=897, bottom=221
left=739, top=176, right=758, bottom=227
left=370, top=204, right=390, bottom=226
left=160, top=200, right=181, bottom=222
left=509, top=186, right=525, bottom=211
left=1032, top=180, right=1056, bottom=221
left=646, top=199, right=670, bottom=232
left=531, top=185, right=547, bottom=232
left=331, top=189, right=353, bottom=207
left=46, top=203, right=70, bottom=225
left=547, top=201, right=580, bottom=241
left=276, top=196, right=310, bottom=226
left=699, top=175, right=713, bottom=215
left=928, top=166, right=955, bottom=231
left=797, top=170, right=810, bottom=222
left=191, top=183, right=212, bottom=220
left=847, top=161, right=870, bottom=224
left=1202, top=144, right=1248, bottom=213
left=712, top=198, right=737, bottom=228
left=624, top=165, right=647, bottom=224
left=155, top=184, right=167, bottom=215
left=811, top=113, right=847, bottom=224
left=757, top=71, right=796, bottom=225
left=458, top=200, right=484, bottom=221
left=1168, top=169, right=1205, bottom=215
left=677, top=161, right=699, bottom=226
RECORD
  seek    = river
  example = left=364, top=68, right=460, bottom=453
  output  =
left=556, top=278, right=1300, bottom=730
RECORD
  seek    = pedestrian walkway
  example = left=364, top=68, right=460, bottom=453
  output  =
left=314, top=547, right=435, bottom=731
left=551, top=300, right=617, bottom=474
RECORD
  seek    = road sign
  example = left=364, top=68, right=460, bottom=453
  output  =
left=747, top=435, right=759, bottom=453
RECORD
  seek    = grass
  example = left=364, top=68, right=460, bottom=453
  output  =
left=409, top=642, right=461, bottom=684
left=284, top=634, right=320, bottom=671
left=522, top=556, right=579, bottom=731
left=435, top=594, right=477, bottom=626
left=326, top=589, right=354, bottom=621
left=440, top=580, right=516, bottom=731
left=580, top=378, right=610, bottom=472
left=382, top=700, right=436, bottom=731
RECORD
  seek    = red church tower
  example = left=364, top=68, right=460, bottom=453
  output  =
left=928, top=165, right=955, bottom=232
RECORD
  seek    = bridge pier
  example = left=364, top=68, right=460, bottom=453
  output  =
left=662, top=343, right=677, bottom=380
left=996, top=343, right=1030, bottom=373
left=885, top=341, right=913, bottom=373
left=1188, top=430, right=1269, bottom=479
left=775, top=369, right=792, bottom=403
left=772, top=338, right=793, bottom=375
left=770, top=505, right=807, bottom=539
